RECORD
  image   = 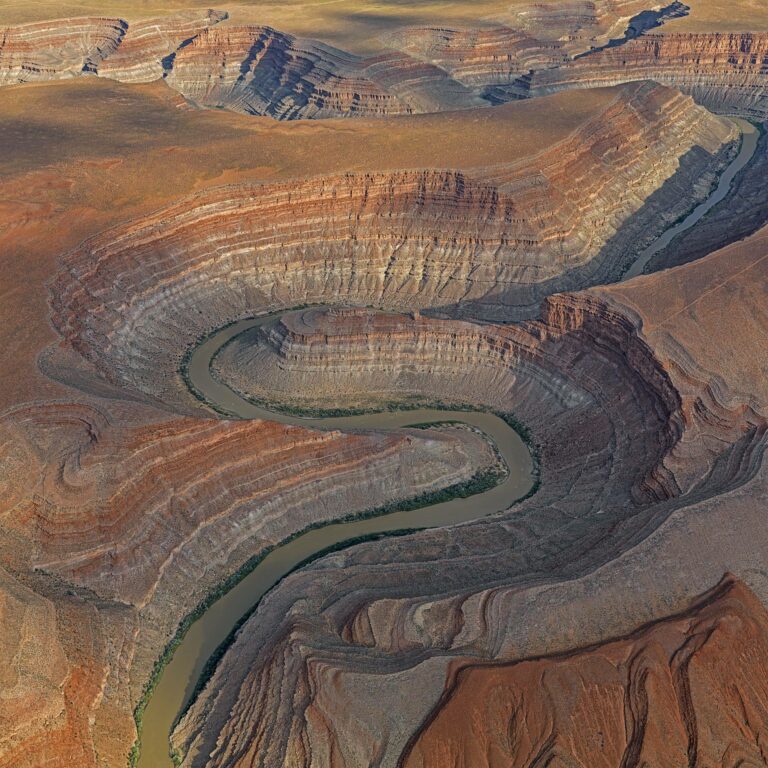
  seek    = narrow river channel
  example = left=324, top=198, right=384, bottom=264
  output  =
left=137, top=116, right=759, bottom=768
left=136, top=314, right=534, bottom=768
left=623, top=117, right=758, bottom=279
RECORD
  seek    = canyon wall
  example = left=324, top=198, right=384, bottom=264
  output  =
left=48, top=82, right=734, bottom=413
left=524, top=32, right=768, bottom=117
left=173, top=227, right=768, bottom=767
left=0, top=399, right=496, bottom=768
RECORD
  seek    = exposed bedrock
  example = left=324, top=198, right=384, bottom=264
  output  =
left=403, top=575, right=768, bottom=768
left=0, top=17, right=128, bottom=84
left=381, top=2, right=688, bottom=90
left=520, top=32, right=768, bottom=117
left=164, top=25, right=482, bottom=118
left=95, top=10, right=228, bottom=84
left=47, top=82, right=734, bottom=412
left=172, top=228, right=768, bottom=766
left=380, top=25, right=570, bottom=87
left=0, top=398, right=495, bottom=768
left=510, top=0, right=675, bottom=50
left=0, top=11, right=226, bottom=85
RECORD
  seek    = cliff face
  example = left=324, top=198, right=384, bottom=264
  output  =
left=164, top=25, right=482, bottom=118
left=0, top=398, right=496, bottom=768
left=0, top=17, right=128, bottom=83
left=526, top=32, right=768, bottom=116
left=173, top=229, right=768, bottom=768
left=47, top=82, right=733, bottom=413
left=382, top=25, right=569, bottom=86
left=1, top=3, right=764, bottom=119
left=402, top=575, right=768, bottom=768
left=95, top=10, right=228, bottom=83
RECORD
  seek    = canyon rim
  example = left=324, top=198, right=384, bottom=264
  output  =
left=1, top=1, right=768, bottom=767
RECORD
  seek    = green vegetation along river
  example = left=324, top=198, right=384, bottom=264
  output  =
left=134, top=312, right=535, bottom=768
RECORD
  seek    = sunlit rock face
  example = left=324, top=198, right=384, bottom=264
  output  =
left=522, top=32, right=768, bottom=117
left=48, top=82, right=734, bottom=411
left=174, top=230, right=768, bottom=768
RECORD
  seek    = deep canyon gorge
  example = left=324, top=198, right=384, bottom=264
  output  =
left=1, top=1, right=768, bottom=767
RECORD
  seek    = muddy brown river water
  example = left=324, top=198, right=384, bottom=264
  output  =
left=137, top=117, right=758, bottom=768
left=136, top=314, right=534, bottom=768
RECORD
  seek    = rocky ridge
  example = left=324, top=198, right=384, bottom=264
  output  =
left=173, top=228, right=768, bottom=766
left=47, top=82, right=734, bottom=414
left=519, top=31, right=768, bottom=117
left=0, top=398, right=496, bottom=768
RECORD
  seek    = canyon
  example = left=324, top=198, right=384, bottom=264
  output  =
left=0, top=1, right=767, bottom=767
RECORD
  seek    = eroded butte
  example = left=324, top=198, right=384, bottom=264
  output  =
left=1, top=1, right=768, bottom=767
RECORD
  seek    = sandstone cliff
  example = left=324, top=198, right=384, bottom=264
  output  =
left=47, top=82, right=734, bottom=415
left=524, top=32, right=768, bottom=117
left=173, top=228, right=768, bottom=766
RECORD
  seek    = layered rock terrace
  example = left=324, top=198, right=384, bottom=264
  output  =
left=174, top=229, right=768, bottom=766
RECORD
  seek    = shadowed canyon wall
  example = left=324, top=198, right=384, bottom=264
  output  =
left=173, top=228, right=768, bottom=767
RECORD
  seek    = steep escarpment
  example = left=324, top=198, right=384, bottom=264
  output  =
left=0, top=398, right=496, bottom=768
left=172, top=230, right=768, bottom=767
left=164, top=25, right=481, bottom=118
left=0, top=17, right=128, bottom=83
left=382, top=25, right=569, bottom=87
left=403, top=575, right=768, bottom=768
left=524, top=32, right=768, bottom=116
left=95, top=10, right=228, bottom=83
left=47, top=82, right=734, bottom=412
left=0, top=12, right=228, bottom=85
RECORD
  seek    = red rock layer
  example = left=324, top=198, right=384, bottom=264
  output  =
left=383, top=26, right=568, bottom=86
left=47, top=82, right=733, bottom=412
left=515, top=0, right=666, bottom=48
left=0, top=17, right=127, bottom=83
left=172, top=230, right=768, bottom=767
left=0, top=12, right=227, bottom=86
left=164, top=25, right=481, bottom=118
left=527, top=32, right=768, bottom=116
left=0, top=398, right=495, bottom=767
left=96, top=10, right=228, bottom=83
left=402, top=575, right=768, bottom=768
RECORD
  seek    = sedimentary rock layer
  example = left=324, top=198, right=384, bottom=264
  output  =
left=164, top=25, right=481, bottom=118
left=0, top=1, right=707, bottom=118
left=96, top=10, right=228, bottom=83
left=173, top=228, right=768, bottom=767
left=382, top=25, right=569, bottom=87
left=0, top=17, right=128, bottom=83
left=48, top=82, right=734, bottom=412
left=0, top=398, right=495, bottom=768
left=403, top=575, right=768, bottom=768
left=523, top=32, right=768, bottom=116
left=0, top=12, right=226, bottom=85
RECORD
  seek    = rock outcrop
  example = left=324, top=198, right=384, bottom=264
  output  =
left=0, top=17, right=128, bottom=83
left=522, top=32, right=768, bottom=117
left=402, top=575, right=768, bottom=768
left=172, top=228, right=768, bottom=767
left=96, top=10, right=228, bottom=83
left=48, top=82, right=734, bottom=413
left=0, top=398, right=496, bottom=768
left=164, top=25, right=482, bottom=118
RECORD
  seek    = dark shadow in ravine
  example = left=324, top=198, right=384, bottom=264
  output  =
left=427, top=142, right=734, bottom=323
